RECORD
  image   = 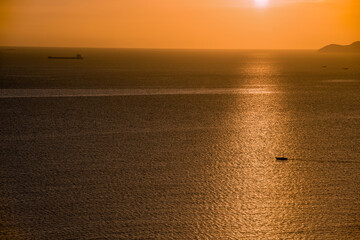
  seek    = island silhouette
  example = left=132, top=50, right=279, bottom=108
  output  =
left=319, top=41, right=360, bottom=53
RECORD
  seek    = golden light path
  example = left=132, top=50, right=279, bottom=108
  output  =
left=254, top=0, right=269, bottom=7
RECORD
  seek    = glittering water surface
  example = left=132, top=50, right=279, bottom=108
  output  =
left=1, top=48, right=360, bottom=239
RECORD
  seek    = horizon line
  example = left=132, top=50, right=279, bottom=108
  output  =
left=0, top=45, right=317, bottom=51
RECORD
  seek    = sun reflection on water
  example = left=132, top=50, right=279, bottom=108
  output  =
left=219, top=57, right=300, bottom=237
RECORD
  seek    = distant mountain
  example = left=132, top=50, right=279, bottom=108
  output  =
left=319, top=41, right=360, bottom=53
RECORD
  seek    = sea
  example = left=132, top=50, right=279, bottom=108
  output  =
left=0, top=47, right=360, bottom=239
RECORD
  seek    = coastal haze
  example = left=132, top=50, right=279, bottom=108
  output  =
left=1, top=48, right=360, bottom=239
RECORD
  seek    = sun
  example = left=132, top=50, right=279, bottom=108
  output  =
left=254, top=0, right=269, bottom=8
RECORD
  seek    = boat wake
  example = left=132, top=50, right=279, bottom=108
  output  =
left=290, top=158, right=360, bottom=164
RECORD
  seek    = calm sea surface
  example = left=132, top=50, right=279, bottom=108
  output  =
left=1, top=48, right=360, bottom=239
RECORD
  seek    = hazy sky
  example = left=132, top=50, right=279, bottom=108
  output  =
left=0, top=0, right=359, bottom=49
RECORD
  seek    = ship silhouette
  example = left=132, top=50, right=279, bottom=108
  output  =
left=48, top=54, right=83, bottom=59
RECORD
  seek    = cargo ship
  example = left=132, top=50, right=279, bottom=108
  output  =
left=48, top=54, right=83, bottom=59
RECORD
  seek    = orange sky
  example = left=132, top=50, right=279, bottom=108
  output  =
left=0, top=0, right=359, bottom=49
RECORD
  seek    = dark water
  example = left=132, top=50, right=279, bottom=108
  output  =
left=1, top=48, right=360, bottom=239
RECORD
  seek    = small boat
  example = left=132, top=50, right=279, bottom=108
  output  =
left=276, top=157, right=288, bottom=161
left=343, top=67, right=349, bottom=70
left=48, top=54, right=83, bottom=60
